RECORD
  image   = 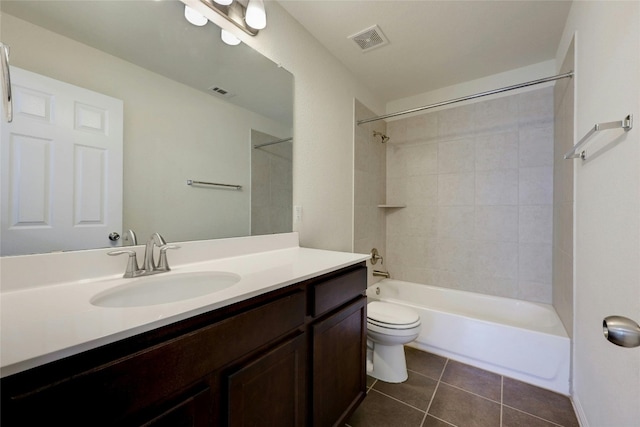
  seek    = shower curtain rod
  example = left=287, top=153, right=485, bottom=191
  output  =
left=253, top=137, right=293, bottom=149
left=357, top=71, right=574, bottom=125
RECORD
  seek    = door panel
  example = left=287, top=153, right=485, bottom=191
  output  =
left=1, top=67, right=123, bottom=255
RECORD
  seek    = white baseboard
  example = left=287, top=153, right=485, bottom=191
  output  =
left=572, top=393, right=589, bottom=427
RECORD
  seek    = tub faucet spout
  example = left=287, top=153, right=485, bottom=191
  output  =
left=373, top=270, right=390, bottom=278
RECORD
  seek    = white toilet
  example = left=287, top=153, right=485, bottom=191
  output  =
left=366, top=301, right=421, bottom=383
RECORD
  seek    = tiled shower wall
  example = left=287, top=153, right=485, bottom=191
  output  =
left=553, top=40, right=575, bottom=336
left=251, top=129, right=293, bottom=235
left=385, top=87, right=555, bottom=303
left=354, top=100, right=387, bottom=284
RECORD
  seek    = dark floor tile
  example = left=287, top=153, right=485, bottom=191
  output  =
left=372, top=370, right=438, bottom=410
left=366, top=375, right=377, bottom=388
left=346, top=389, right=425, bottom=427
left=428, top=383, right=501, bottom=427
left=502, top=406, right=560, bottom=427
left=405, top=346, right=447, bottom=380
left=503, top=377, right=578, bottom=427
left=423, top=415, right=456, bottom=427
left=440, top=360, right=502, bottom=402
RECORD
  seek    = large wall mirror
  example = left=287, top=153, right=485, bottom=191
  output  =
left=0, top=0, right=293, bottom=256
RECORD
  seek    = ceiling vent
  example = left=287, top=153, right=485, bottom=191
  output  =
left=208, top=85, right=236, bottom=99
left=348, top=25, right=389, bottom=52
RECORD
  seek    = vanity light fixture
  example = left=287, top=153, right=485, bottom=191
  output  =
left=245, top=0, right=266, bottom=30
left=221, top=28, right=241, bottom=45
left=199, top=0, right=263, bottom=36
left=184, top=5, right=208, bottom=26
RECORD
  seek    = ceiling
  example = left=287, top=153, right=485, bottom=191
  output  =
left=278, top=0, right=573, bottom=103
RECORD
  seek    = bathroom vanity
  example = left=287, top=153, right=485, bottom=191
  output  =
left=0, top=234, right=369, bottom=426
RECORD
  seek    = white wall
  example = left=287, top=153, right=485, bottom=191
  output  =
left=555, top=2, right=640, bottom=426
left=184, top=0, right=385, bottom=252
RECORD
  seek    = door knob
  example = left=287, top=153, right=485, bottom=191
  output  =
left=603, top=316, right=640, bottom=348
left=108, top=232, right=121, bottom=241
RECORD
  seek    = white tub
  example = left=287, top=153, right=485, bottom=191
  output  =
left=367, top=279, right=570, bottom=395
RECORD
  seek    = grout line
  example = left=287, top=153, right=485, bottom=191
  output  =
left=427, top=414, right=457, bottom=426
left=369, top=350, right=576, bottom=427
left=500, top=375, right=504, bottom=427
left=407, top=367, right=445, bottom=382
left=437, top=380, right=502, bottom=405
left=419, top=358, right=449, bottom=427
left=502, top=404, right=566, bottom=427
left=367, top=389, right=427, bottom=414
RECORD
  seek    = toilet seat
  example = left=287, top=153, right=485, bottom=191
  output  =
left=366, top=301, right=422, bottom=383
left=367, top=301, right=421, bottom=330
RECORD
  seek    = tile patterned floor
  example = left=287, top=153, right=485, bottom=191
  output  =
left=346, top=347, right=579, bottom=427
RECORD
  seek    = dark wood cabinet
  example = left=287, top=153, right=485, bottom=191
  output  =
left=141, top=385, right=213, bottom=427
left=0, top=262, right=367, bottom=427
left=312, top=297, right=367, bottom=427
left=227, top=334, right=306, bottom=427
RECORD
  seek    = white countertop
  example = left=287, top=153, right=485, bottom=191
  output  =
left=0, top=234, right=369, bottom=378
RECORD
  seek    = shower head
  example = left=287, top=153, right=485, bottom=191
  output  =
left=373, top=131, right=390, bottom=143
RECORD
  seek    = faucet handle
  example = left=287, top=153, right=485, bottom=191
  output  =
left=124, top=229, right=137, bottom=246
left=370, top=248, right=384, bottom=265
left=108, top=249, right=143, bottom=278
left=157, top=244, right=180, bottom=272
left=151, top=232, right=167, bottom=246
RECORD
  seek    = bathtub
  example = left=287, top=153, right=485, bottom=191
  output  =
left=366, top=279, right=570, bottom=395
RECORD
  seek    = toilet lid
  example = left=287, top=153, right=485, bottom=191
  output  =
left=367, top=301, right=420, bottom=326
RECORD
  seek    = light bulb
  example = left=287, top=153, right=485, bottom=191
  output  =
left=184, top=5, right=207, bottom=26
left=245, top=0, right=266, bottom=30
left=221, top=29, right=241, bottom=46
left=213, top=0, right=233, bottom=5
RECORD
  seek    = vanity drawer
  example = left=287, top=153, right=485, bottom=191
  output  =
left=2, top=290, right=305, bottom=425
left=311, top=264, right=367, bottom=317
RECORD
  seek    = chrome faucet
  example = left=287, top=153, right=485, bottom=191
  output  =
left=373, top=270, right=390, bottom=278
left=109, top=232, right=179, bottom=278
left=143, top=232, right=166, bottom=272
left=124, top=229, right=137, bottom=246
left=143, top=233, right=180, bottom=274
left=107, top=249, right=145, bottom=278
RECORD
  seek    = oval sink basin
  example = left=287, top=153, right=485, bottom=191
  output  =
left=91, top=271, right=241, bottom=308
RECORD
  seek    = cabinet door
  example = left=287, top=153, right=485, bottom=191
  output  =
left=312, top=297, right=367, bottom=427
left=141, top=385, right=212, bottom=427
left=227, top=334, right=306, bottom=427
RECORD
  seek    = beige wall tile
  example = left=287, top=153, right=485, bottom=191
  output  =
left=476, top=169, right=519, bottom=205
left=519, top=123, right=554, bottom=168
left=475, top=206, right=519, bottom=242
left=379, top=87, right=555, bottom=304
left=475, top=131, right=518, bottom=171
left=519, top=205, right=553, bottom=244
left=519, top=243, right=552, bottom=284
left=438, top=173, right=475, bottom=206
left=519, top=167, right=553, bottom=205
left=438, top=206, right=476, bottom=240
left=438, top=138, right=476, bottom=173
left=474, top=241, right=519, bottom=280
